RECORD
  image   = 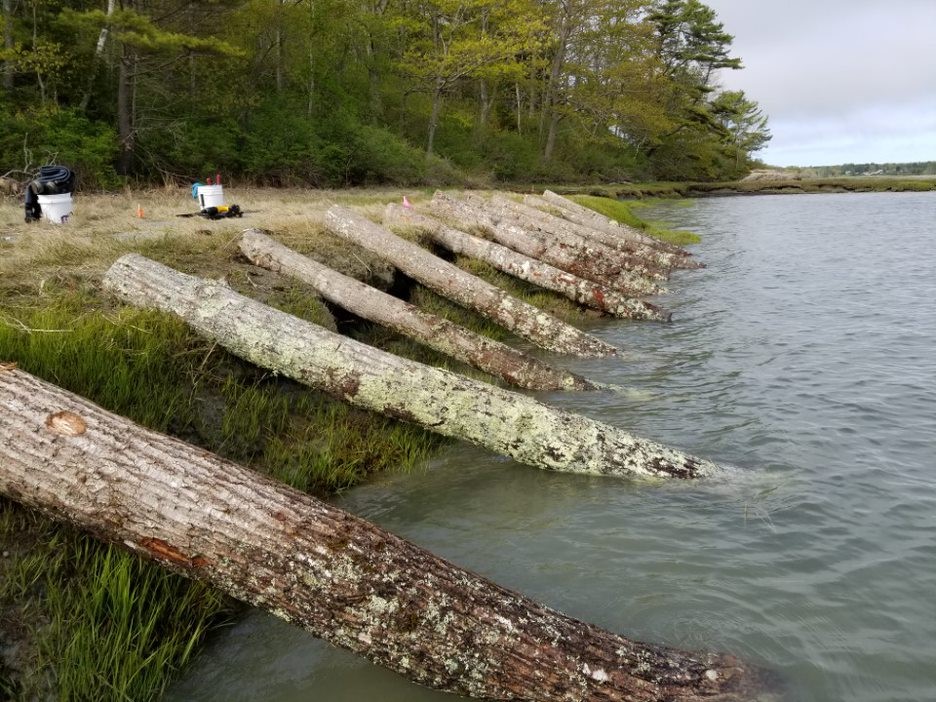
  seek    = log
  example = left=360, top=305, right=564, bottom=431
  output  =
left=238, top=229, right=595, bottom=391
left=464, top=192, right=668, bottom=284
left=520, top=193, right=692, bottom=270
left=477, top=193, right=670, bottom=280
left=0, top=365, right=770, bottom=702
left=383, top=204, right=671, bottom=323
left=323, top=205, right=617, bottom=359
left=102, top=254, right=716, bottom=480
left=429, top=192, right=665, bottom=297
left=540, top=190, right=701, bottom=267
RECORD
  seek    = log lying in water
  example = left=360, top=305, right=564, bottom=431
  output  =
left=238, top=229, right=594, bottom=391
left=428, top=192, right=664, bottom=297
left=324, top=205, right=616, bottom=359
left=383, top=204, right=670, bottom=322
left=474, top=193, right=670, bottom=281
left=0, top=365, right=769, bottom=702
left=520, top=194, right=692, bottom=270
left=103, top=254, right=715, bottom=480
left=540, top=190, right=701, bottom=268
left=465, top=192, right=667, bottom=283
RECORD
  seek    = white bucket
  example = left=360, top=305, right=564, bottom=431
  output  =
left=37, top=193, right=73, bottom=224
left=197, top=184, right=224, bottom=210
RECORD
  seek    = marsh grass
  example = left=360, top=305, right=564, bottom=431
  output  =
left=0, top=184, right=614, bottom=698
left=0, top=293, right=445, bottom=699
left=570, top=195, right=701, bottom=245
left=0, top=186, right=456, bottom=699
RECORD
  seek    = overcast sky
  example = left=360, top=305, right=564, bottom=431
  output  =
left=701, top=0, right=936, bottom=167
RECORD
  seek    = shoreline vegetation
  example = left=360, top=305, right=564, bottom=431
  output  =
left=557, top=174, right=936, bottom=200
left=0, top=186, right=693, bottom=700
left=0, top=177, right=929, bottom=698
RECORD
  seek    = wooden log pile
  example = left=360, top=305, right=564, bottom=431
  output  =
left=383, top=203, right=671, bottom=322
left=325, top=205, right=618, bottom=358
left=428, top=191, right=665, bottom=297
left=102, top=254, right=715, bottom=481
left=0, top=365, right=771, bottom=702
left=537, top=190, right=702, bottom=268
left=239, top=228, right=595, bottom=391
left=469, top=192, right=669, bottom=281
left=0, top=191, right=739, bottom=702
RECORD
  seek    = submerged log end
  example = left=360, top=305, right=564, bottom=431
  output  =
left=674, top=255, right=705, bottom=270
left=635, top=300, right=673, bottom=323
left=675, top=651, right=783, bottom=702
left=606, top=439, right=720, bottom=481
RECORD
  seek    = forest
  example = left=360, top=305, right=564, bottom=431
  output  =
left=0, top=0, right=771, bottom=189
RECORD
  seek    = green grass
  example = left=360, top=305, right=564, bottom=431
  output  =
left=569, top=195, right=701, bottom=245
left=0, top=186, right=614, bottom=699
left=0, top=284, right=445, bottom=699
left=0, top=503, right=230, bottom=701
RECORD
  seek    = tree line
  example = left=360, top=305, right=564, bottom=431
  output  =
left=1, top=0, right=771, bottom=189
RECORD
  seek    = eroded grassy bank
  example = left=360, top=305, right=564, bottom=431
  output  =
left=0, top=187, right=683, bottom=699
left=561, top=175, right=936, bottom=201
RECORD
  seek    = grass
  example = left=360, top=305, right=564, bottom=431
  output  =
left=0, top=186, right=452, bottom=700
left=569, top=194, right=701, bottom=245
left=555, top=175, right=936, bottom=201
left=0, top=183, right=647, bottom=698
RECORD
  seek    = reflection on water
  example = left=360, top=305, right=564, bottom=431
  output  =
left=169, top=192, right=936, bottom=702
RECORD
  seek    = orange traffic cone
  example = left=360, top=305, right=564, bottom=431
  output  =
left=136, top=204, right=144, bottom=218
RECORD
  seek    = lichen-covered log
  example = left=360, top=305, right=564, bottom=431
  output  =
left=0, top=366, right=770, bottom=702
left=429, top=192, right=664, bottom=297
left=103, top=254, right=716, bottom=480
left=473, top=193, right=670, bottom=281
left=540, top=190, right=701, bottom=267
left=383, top=204, right=670, bottom=323
left=239, top=229, right=594, bottom=391
left=323, top=205, right=616, bottom=359
left=520, top=194, right=693, bottom=270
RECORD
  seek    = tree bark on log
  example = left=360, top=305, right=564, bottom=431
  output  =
left=520, top=194, right=693, bottom=270
left=102, top=254, right=716, bottom=480
left=0, top=366, right=769, bottom=702
left=480, top=193, right=673, bottom=276
left=469, top=193, right=668, bottom=283
left=384, top=204, right=671, bottom=323
left=429, top=192, right=665, bottom=297
left=238, top=229, right=595, bottom=391
left=323, top=205, right=617, bottom=359
left=540, top=190, right=701, bottom=267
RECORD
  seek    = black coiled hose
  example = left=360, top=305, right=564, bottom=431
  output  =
left=25, top=165, right=76, bottom=223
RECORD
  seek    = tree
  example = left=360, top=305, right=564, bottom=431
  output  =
left=396, top=0, right=542, bottom=154
left=640, top=0, right=753, bottom=179
left=710, top=89, right=771, bottom=171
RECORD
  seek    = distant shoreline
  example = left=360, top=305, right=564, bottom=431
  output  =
left=560, top=176, right=936, bottom=200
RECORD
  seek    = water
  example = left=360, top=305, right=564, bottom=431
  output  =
left=168, top=192, right=936, bottom=702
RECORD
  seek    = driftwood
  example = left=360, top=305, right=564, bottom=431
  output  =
left=383, top=204, right=670, bottom=322
left=540, top=190, right=701, bottom=267
left=238, top=229, right=594, bottom=391
left=324, top=205, right=617, bottom=359
left=102, top=254, right=716, bottom=480
left=0, top=365, right=770, bottom=702
left=474, top=193, right=669, bottom=281
left=519, top=194, right=693, bottom=270
left=429, top=192, right=664, bottom=297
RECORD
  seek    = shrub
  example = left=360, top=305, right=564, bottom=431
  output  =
left=0, top=105, right=121, bottom=190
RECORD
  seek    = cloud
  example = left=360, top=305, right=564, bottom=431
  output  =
left=702, top=0, right=936, bottom=165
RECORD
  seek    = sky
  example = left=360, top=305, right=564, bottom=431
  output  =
left=701, top=0, right=936, bottom=167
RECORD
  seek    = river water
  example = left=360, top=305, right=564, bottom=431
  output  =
left=168, top=192, right=936, bottom=702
